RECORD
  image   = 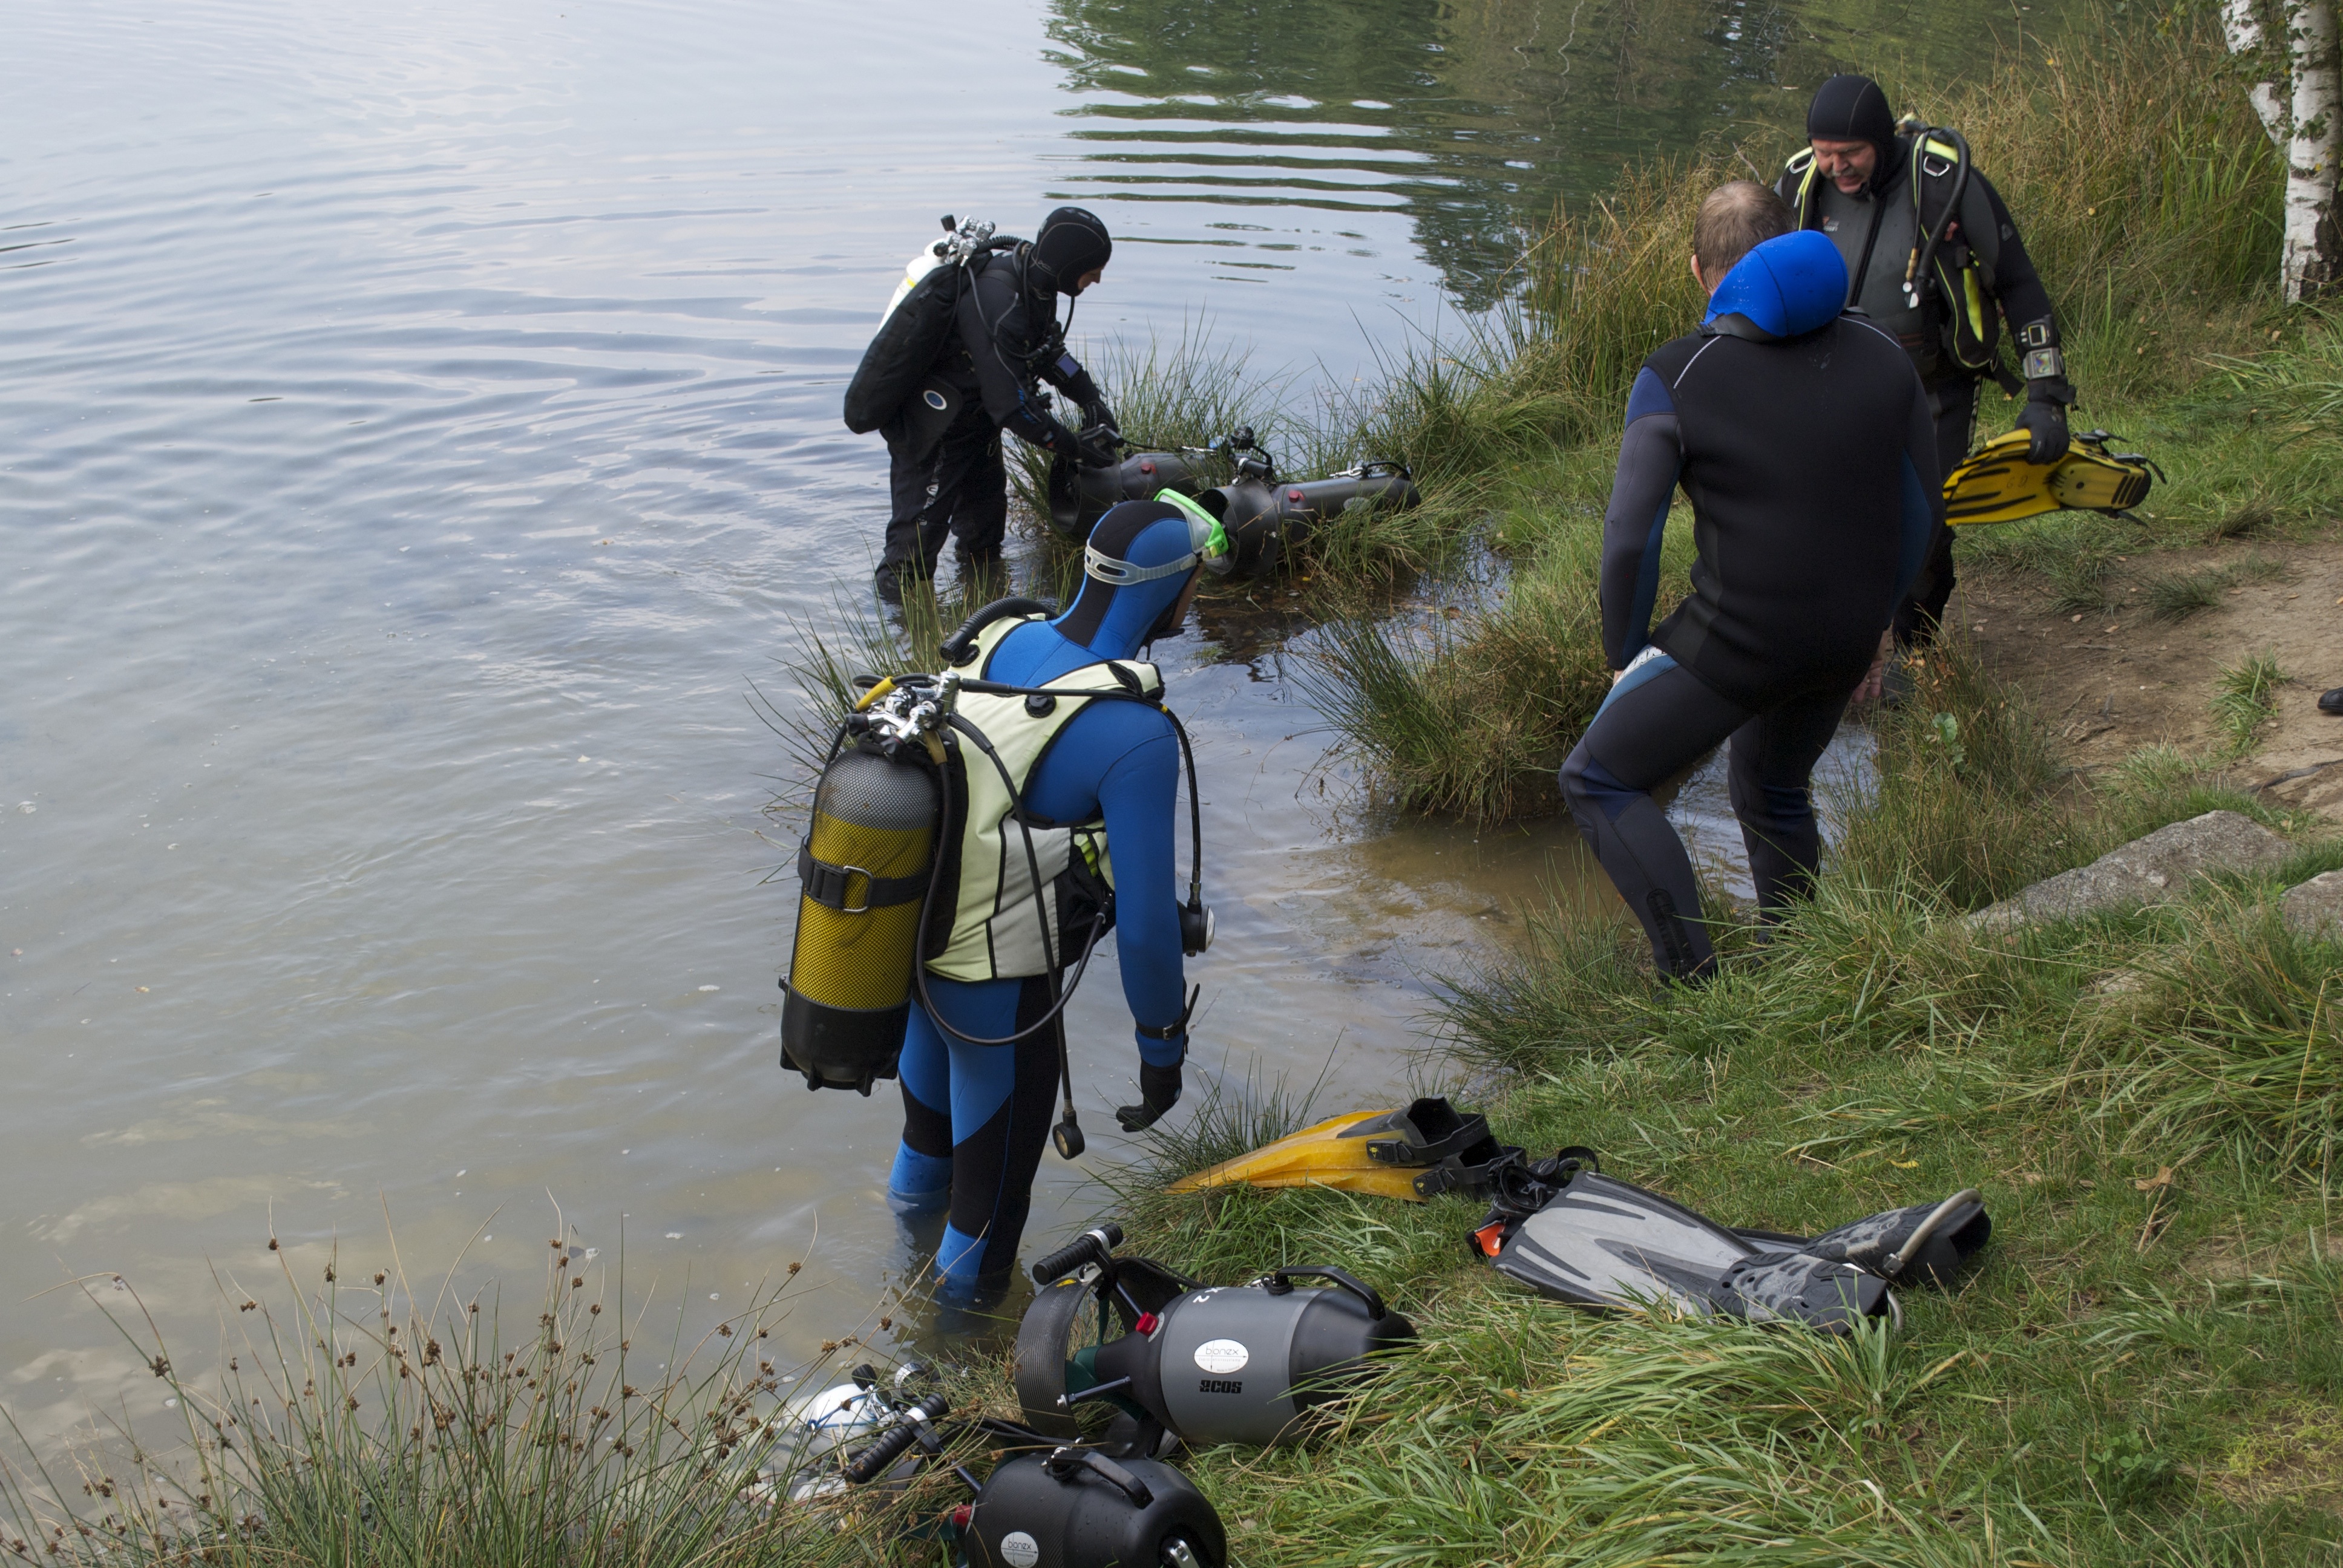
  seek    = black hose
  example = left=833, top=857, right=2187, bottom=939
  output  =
left=1904, top=127, right=1971, bottom=312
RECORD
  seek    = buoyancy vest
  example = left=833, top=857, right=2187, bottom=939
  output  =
left=925, top=613, right=1165, bottom=984
left=1784, top=129, right=2002, bottom=383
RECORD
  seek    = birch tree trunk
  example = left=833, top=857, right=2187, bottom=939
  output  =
left=2226, top=0, right=2341, bottom=300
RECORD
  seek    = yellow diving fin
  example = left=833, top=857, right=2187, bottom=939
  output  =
left=1943, top=429, right=2161, bottom=527
left=1167, top=1096, right=1517, bottom=1203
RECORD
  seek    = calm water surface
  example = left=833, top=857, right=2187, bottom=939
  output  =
left=1, top=0, right=2062, bottom=1434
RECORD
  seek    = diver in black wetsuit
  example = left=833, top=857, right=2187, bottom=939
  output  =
left=876, top=207, right=1119, bottom=603
left=1559, top=183, right=1942, bottom=982
left=1778, top=74, right=2074, bottom=648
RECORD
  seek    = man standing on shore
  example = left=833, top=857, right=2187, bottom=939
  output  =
left=1780, top=74, right=2074, bottom=649
left=1559, top=183, right=1942, bottom=981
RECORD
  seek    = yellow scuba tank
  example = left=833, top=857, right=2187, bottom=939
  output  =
left=1942, top=428, right=2161, bottom=527
left=779, top=679, right=945, bottom=1095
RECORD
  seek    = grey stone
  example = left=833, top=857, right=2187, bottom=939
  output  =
left=2281, top=869, right=2343, bottom=942
left=1968, top=810, right=2295, bottom=933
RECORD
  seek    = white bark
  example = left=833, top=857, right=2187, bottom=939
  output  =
left=2226, top=0, right=2292, bottom=147
left=2224, top=0, right=2342, bottom=299
left=2282, top=0, right=2340, bottom=299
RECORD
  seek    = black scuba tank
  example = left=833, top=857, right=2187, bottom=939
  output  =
left=1015, top=1227, right=1413, bottom=1450
left=962, top=1448, right=1225, bottom=1568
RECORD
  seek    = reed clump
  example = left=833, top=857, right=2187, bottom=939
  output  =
left=0, top=1233, right=918, bottom=1568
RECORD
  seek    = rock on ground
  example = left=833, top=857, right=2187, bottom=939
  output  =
left=2281, top=869, right=2343, bottom=942
left=1968, top=809, right=2294, bottom=932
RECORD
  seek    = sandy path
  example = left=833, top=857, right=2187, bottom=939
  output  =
left=1954, top=536, right=2343, bottom=820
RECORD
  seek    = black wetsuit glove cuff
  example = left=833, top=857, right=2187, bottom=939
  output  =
left=2025, top=376, right=2075, bottom=407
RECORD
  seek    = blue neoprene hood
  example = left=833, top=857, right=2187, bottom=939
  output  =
left=1703, top=231, right=1848, bottom=341
left=1052, top=500, right=1199, bottom=657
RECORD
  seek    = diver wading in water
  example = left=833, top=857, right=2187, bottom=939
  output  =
left=1561, top=184, right=1942, bottom=982
left=842, top=207, right=1119, bottom=604
left=781, top=497, right=1225, bottom=1299
left=1779, top=74, right=2075, bottom=650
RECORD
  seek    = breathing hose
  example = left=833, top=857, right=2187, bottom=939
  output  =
left=1903, top=127, right=1972, bottom=312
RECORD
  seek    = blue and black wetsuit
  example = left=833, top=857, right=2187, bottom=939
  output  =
left=1560, top=231, right=1942, bottom=979
left=887, top=502, right=1195, bottom=1295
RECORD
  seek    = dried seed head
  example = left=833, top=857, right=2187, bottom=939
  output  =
left=373, top=1272, right=385, bottom=1286
left=787, top=1261, right=801, bottom=1275
left=266, top=1238, right=278, bottom=1252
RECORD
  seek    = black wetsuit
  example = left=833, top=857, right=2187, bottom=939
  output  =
left=1560, top=234, right=1942, bottom=979
left=880, top=249, right=1102, bottom=583
left=1778, top=147, right=2060, bottom=642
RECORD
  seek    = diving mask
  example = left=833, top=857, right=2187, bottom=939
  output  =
left=1082, top=490, right=1233, bottom=585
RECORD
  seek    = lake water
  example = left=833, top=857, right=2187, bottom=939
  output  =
left=0, top=0, right=2062, bottom=1436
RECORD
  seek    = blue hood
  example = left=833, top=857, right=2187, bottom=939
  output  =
left=1702, top=232, right=1847, bottom=342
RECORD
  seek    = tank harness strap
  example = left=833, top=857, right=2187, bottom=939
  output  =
left=796, top=838, right=932, bottom=913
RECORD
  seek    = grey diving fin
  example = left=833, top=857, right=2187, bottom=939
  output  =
left=1488, top=1171, right=1893, bottom=1335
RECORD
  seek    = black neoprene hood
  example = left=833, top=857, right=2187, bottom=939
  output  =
left=1806, top=74, right=1897, bottom=191
left=1031, top=206, right=1113, bottom=296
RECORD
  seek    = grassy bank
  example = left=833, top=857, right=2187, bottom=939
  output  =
left=1090, top=635, right=2343, bottom=1566
left=1282, top=7, right=2339, bottom=822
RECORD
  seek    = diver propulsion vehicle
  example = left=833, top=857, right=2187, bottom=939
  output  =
left=1469, top=1149, right=1991, bottom=1334
left=1167, top=1096, right=1520, bottom=1203
left=1049, top=428, right=1421, bottom=580
left=822, top=1379, right=1227, bottom=1568
left=1014, top=1223, right=1414, bottom=1451
left=1943, top=428, right=2163, bottom=527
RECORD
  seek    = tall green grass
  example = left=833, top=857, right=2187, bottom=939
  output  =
left=0, top=1235, right=911, bottom=1568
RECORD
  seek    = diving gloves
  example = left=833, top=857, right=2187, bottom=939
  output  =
left=2013, top=393, right=2069, bottom=465
left=2013, top=316, right=2074, bottom=464
left=1116, top=1059, right=1182, bottom=1133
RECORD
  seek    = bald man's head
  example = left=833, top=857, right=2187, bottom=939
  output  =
left=1691, top=181, right=1795, bottom=292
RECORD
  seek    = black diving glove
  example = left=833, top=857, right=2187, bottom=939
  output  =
left=1116, top=1058, right=1182, bottom=1133
left=1082, top=398, right=1119, bottom=439
left=1067, top=423, right=1119, bottom=469
left=2013, top=393, right=2069, bottom=465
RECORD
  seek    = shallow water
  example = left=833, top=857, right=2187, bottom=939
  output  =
left=2, top=0, right=2061, bottom=1436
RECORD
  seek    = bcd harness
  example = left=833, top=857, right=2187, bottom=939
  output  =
left=1786, top=126, right=2043, bottom=394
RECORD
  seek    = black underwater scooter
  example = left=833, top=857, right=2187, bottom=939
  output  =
left=818, top=1363, right=1228, bottom=1568
left=1049, top=427, right=1421, bottom=580
left=1012, top=1223, right=1414, bottom=1454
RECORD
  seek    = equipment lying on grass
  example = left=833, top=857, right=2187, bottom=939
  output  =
left=1014, top=1223, right=1414, bottom=1450
left=1048, top=426, right=1420, bottom=579
left=1166, top=1096, right=1521, bottom=1202
left=811, top=1371, right=1228, bottom=1568
left=1942, top=428, right=2161, bottom=526
left=1469, top=1149, right=1991, bottom=1334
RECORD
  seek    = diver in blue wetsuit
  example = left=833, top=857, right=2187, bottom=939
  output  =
left=888, top=497, right=1221, bottom=1296
left=1559, top=183, right=1942, bottom=982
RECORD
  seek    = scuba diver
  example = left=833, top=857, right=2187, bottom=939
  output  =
left=1778, top=74, right=2074, bottom=648
left=888, top=497, right=1220, bottom=1298
left=873, top=206, right=1119, bottom=604
left=1561, top=183, right=1942, bottom=982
